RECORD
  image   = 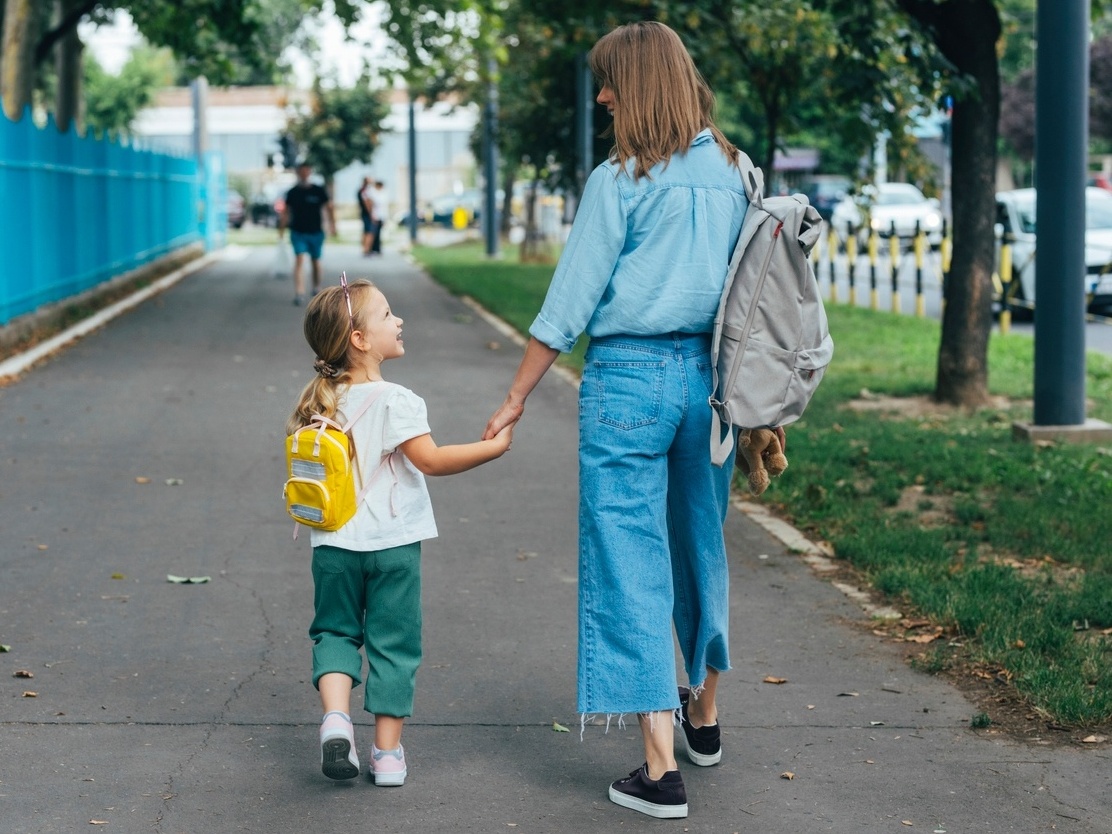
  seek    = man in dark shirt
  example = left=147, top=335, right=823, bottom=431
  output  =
left=279, top=162, right=336, bottom=305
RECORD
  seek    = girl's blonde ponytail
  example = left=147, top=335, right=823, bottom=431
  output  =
left=285, top=280, right=375, bottom=435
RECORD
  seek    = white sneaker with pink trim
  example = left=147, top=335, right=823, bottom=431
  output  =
left=319, top=711, right=359, bottom=780
left=371, top=744, right=407, bottom=786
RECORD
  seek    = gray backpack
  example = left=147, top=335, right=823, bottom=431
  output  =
left=709, top=152, right=834, bottom=466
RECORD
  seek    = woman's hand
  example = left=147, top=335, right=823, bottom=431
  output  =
left=484, top=396, right=525, bottom=440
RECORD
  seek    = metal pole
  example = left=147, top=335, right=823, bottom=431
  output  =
left=482, top=56, right=500, bottom=258
left=408, top=94, right=418, bottom=244
left=1033, top=0, right=1089, bottom=426
left=191, top=77, right=209, bottom=160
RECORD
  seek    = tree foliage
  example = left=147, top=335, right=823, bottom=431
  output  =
left=285, top=74, right=391, bottom=187
left=83, top=45, right=173, bottom=137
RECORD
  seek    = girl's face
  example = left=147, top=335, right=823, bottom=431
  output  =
left=596, top=84, right=615, bottom=115
left=356, top=287, right=404, bottom=363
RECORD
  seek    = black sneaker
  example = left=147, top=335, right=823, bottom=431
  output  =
left=608, top=764, right=688, bottom=819
left=679, top=686, right=722, bottom=766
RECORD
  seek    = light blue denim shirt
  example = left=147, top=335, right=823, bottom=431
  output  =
left=529, top=129, right=750, bottom=353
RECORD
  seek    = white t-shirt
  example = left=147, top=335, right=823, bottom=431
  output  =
left=310, top=381, right=438, bottom=551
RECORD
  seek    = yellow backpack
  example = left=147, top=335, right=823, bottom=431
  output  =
left=284, top=388, right=385, bottom=532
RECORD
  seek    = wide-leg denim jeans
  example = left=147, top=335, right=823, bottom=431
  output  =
left=577, top=333, right=737, bottom=715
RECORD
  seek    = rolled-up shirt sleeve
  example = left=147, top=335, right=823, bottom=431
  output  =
left=529, top=165, right=627, bottom=352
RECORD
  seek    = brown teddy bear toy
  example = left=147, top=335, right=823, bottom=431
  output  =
left=736, top=428, right=788, bottom=496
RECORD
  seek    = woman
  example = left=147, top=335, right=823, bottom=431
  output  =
left=484, top=21, right=762, bottom=819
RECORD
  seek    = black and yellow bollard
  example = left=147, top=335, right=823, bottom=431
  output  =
left=846, top=222, right=858, bottom=307
left=868, top=227, right=880, bottom=310
left=914, top=220, right=926, bottom=318
left=827, top=223, right=838, bottom=304
left=998, top=236, right=1013, bottom=335
left=889, top=221, right=901, bottom=314
left=940, top=218, right=951, bottom=314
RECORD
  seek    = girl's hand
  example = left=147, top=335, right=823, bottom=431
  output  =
left=483, top=396, right=524, bottom=440
left=490, top=422, right=514, bottom=454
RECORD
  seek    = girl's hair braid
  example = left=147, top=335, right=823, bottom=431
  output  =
left=285, top=279, right=376, bottom=435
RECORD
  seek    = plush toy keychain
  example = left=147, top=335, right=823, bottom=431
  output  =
left=736, top=428, right=788, bottom=496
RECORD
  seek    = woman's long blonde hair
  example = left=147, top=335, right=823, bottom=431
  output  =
left=588, top=20, right=737, bottom=180
left=285, top=279, right=375, bottom=435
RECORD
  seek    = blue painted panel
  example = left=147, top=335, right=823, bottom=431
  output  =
left=0, top=102, right=211, bottom=326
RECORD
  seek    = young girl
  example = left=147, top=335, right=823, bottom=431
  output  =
left=287, top=275, right=513, bottom=784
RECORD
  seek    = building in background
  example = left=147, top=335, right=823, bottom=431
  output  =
left=132, top=85, right=478, bottom=221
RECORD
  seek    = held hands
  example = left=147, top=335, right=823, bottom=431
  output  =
left=483, top=396, right=525, bottom=441
left=488, top=422, right=514, bottom=456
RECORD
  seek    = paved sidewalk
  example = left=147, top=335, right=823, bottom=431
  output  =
left=0, top=241, right=1108, bottom=833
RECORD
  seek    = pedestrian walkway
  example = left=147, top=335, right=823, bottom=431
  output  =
left=0, top=241, right=1107, bottom=833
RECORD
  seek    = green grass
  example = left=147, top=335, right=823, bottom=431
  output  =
left=413, top=241, right=1112, bottom=730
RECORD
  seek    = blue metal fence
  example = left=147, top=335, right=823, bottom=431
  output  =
left=0, top=104, right=201, bottom=326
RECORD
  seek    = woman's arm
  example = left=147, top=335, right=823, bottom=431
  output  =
left=483, top=337, right=559, bottom=440
left=400, top=423, right=513, bottom=476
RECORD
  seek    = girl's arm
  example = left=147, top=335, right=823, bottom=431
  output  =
left=483, top=337, right=559, bottom=440
left=400, top=424, right=513, bottom=476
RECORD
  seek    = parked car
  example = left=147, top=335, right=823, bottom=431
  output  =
left=226, top=188, right=246, bottom=229
left=1087, top=174, right=1112, bottom=192
left=830, top=182, right=944, bottom=247
left=249, top=177, right=296, bottom=227
left=398, top=188, right=504, bottom=228
left=250, top=183, right=285, bottom=227
left=994, top=187, right=1112, bottom=313
left=800, top=175, right=851, bottom=222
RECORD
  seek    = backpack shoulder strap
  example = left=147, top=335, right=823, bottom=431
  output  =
left=341, top=383, right=388, bottom=432
left=735, top=150, right=764, bottom=207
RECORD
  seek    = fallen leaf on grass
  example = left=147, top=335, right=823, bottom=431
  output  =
left=1081, top=735, right=1107, bottom=744
left=166, top=575, right=211, bottom=584
left=780, top=771, right=795, bottom=780
left=552, top=722, right=569, bottom=733
left=763, top=676, right=788, bottom=685
left=906, top=633, right=939, bottom=644
left=13, top=670, right=33, bottom=679
left=1014, top=639, right=1026, bottom=649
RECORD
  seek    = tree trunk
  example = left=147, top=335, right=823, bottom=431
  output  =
left=54, top=0, right=84, bottom=133
left=2, top=0, right=36, bottom=121
left=897, top=0, right=1001, bottom=408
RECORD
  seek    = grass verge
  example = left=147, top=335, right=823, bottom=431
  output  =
left=414, top=240, right=1112, bottom=734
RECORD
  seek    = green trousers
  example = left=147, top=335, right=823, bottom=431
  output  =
left=309, top=542, right=422, bottom=717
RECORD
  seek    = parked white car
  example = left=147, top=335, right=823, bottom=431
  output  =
left=994, top=187, right=1112, bottom=313
left=830, top=182, right=944, bottom=247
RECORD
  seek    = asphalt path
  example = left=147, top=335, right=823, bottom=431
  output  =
left=1, top=241, right=1109, bottom=833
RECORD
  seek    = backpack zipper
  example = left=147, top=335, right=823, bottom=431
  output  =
left=723, top=218, right=783, bottom=404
